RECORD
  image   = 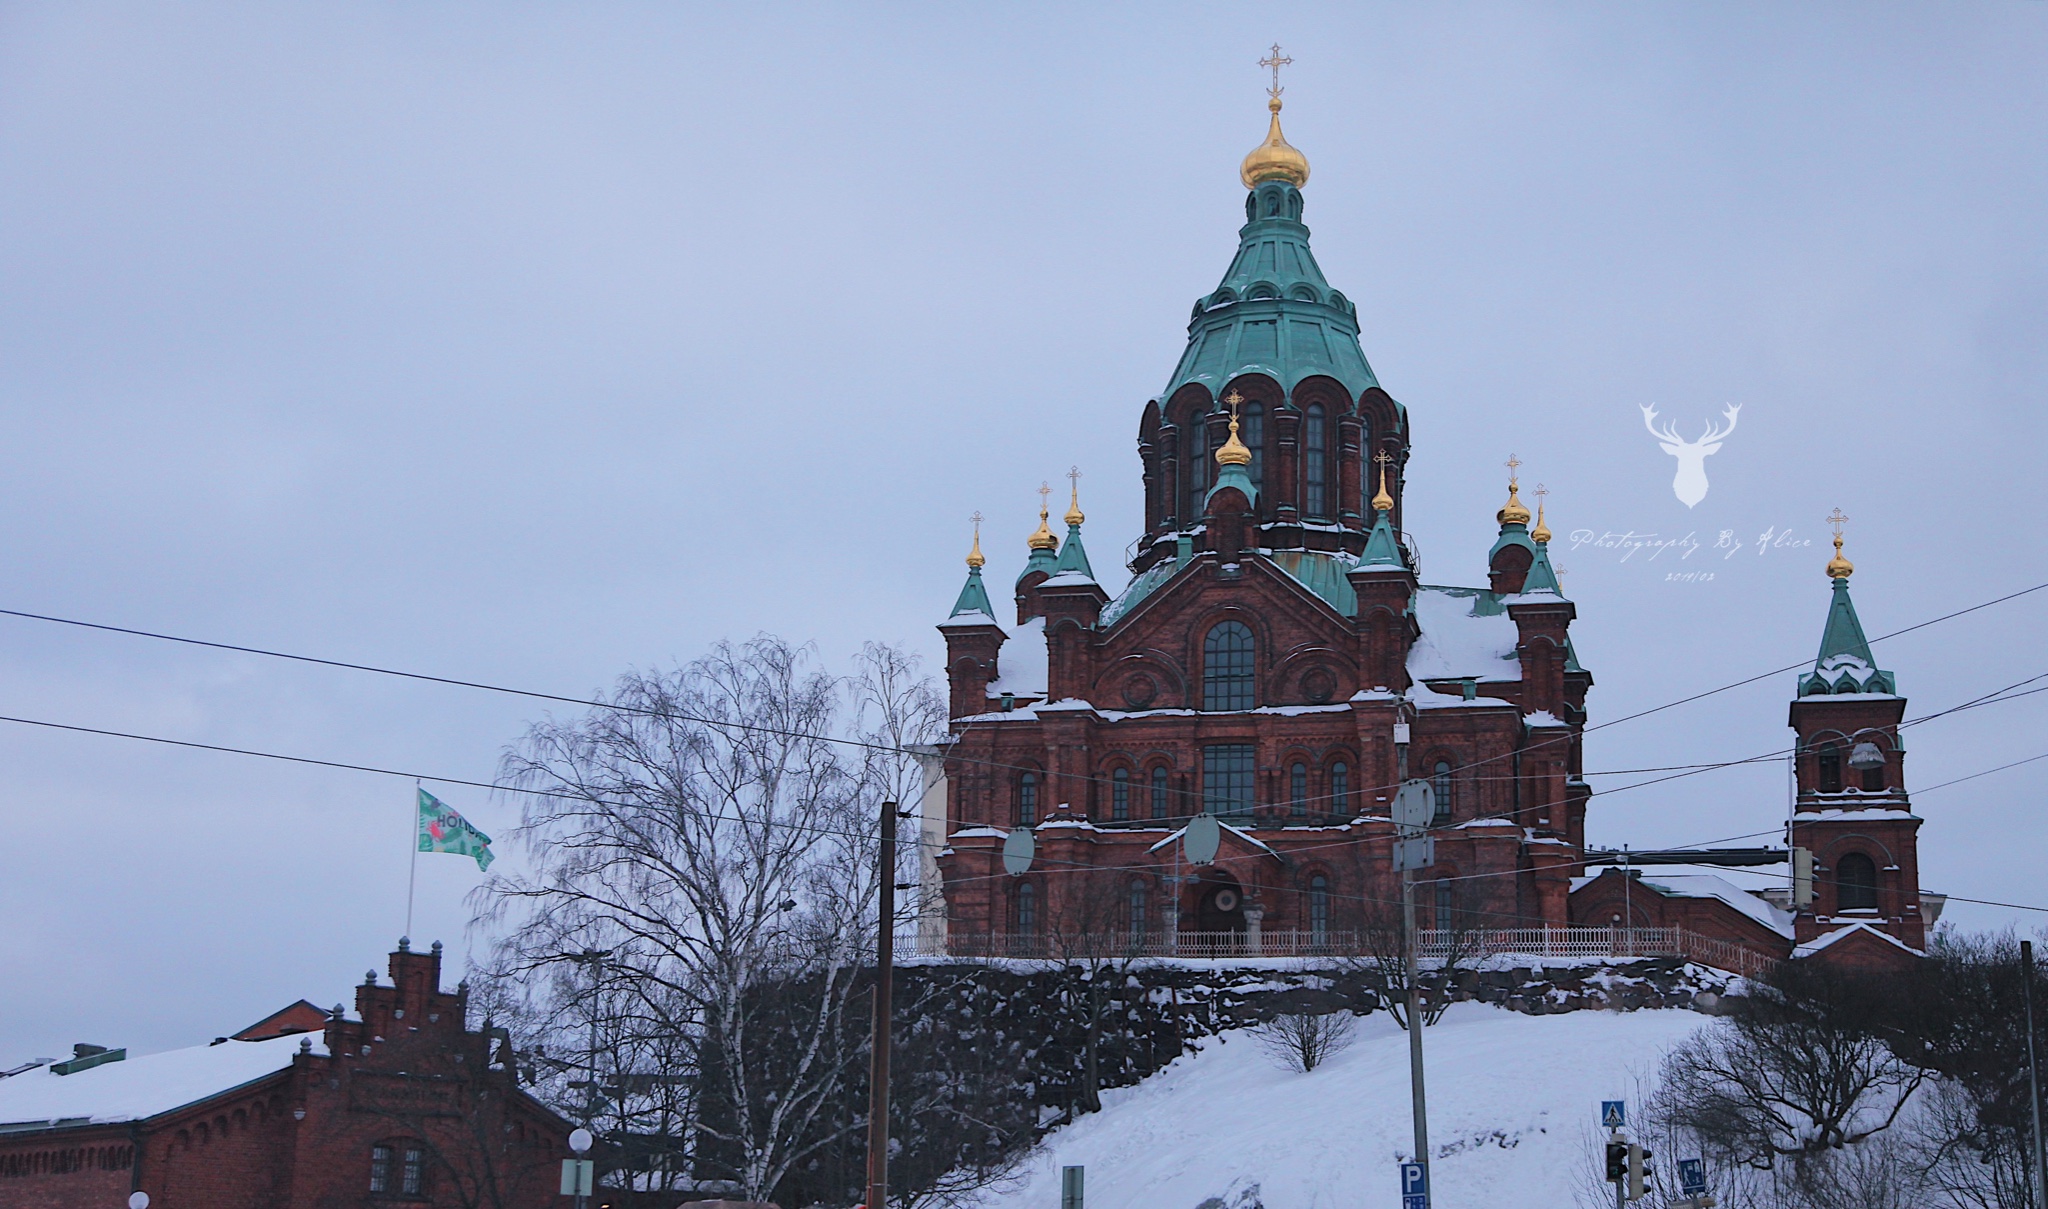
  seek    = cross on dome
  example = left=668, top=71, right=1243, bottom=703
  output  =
left=1260, top=44, right=1293, bottom=101
left=1825, top=507, right=1854, bottom=579
left=1065, top=466, right=1085, bottom=527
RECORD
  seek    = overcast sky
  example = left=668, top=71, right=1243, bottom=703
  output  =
left=3, top=2, right=2045, bottom=1063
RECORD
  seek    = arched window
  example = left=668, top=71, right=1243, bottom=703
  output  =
left=370, top=1142, right=425, bottom=1196
left=1015, top=882, right=1037, bottom=932
left=1431, top=760, right=1454, bottom=825
left=1360, top=427, right=1378, bottom=517
left=1151, top=766, right=1170, bottom=820
left=1203, top=621, right=1256, bottom=711
left=1017, top=772, right=1039, bottom=826
left=1330, top=762, right=1349, bottom=815
left=1836, top=853, right=1879, bottom=910
left=1243, top=402, right=1264, bottom=490
left=1434, top=879, right=1455, bottom=929
left=1111, top=767, right=1130, bottom=821
left=1818, top=743, right=1843, bottom=793
left=1309, top=874, right=1330, bottom=945
left=1187, top=412, right=1210, bottom=520
left=1129, top=880, right=1147, bottom=939
left=1304, top=403, right=1327, bottom=517
left=1290, top=762, right=1308, bottom=816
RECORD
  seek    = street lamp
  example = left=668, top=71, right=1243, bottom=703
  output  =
left=127, top=1194, right=149, bottom=1209
left=565, top=1127, right=594, bottom=1209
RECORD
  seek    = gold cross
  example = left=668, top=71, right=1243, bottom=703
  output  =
left=1038, top=482, right=1052, bottom=509
left=1827, top=507, right=1849, bottom=538
left=1068, top=466, right=1082, bottom=489
left=1534, top=482, right=1549, bottom=503
left=1223, top=389, right=1244, bottom=417
left=1374, top=449, right=1393, bottom=469
left=970, top=510, right=984, bottom=530
left=1260, top=44, right=1293, bottom=100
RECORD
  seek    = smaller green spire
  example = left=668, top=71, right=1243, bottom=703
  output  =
left=1359, top=510, right=1403, bottom=568
left=949, top=515, right=996, bottom=618
left=1521, top=542, right=1563, bottom=595
left=1053, top=522, right=1094, bottom=579
left=951, top=566, right=994, bottom=618
left=1799, top=576, right=1893, bottom=695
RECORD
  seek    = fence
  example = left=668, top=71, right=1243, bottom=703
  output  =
left=904, top=925, right=1778, bottom=978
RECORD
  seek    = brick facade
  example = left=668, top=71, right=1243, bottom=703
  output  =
left=0, top=943, right=572, bottom=1209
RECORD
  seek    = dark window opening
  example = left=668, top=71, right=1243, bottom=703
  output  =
left=1203, top=621, right=1256, bottom=711
left=1861, top=763, right=1886, bottom=792
left=1203, top=744, right=1257, bottom=819
left=1330, top=762, right=1349, bottom=814
left=1431, top=760, right=1454, bottom=825
left=1018, top=772, right=1038, bottom=826
left=1111, top=767, right=1130, bottom=821
left=1434, top=880, right=1455, bottom=929
left=1305, top=403, right=1328, bottom=517
left=1290, top=762, right=1308, bottom=816
left=1188, top=412, right=1211, bottom=520
left=1129, top=881, right=1147, bottom=939
left=1309, top=875, right=1330, bottom=945
left=1819, top=743, right=1843, bottom=793
left=1015, top=882, right=1037, bottom=932
left=401, top=1148, right=423, bottom=1196
left=1836, top=852, right=1879, bottom=911
left=1151, top=766, right=1170, bottom=820
left=1244, top=402, right=1264, bottom=491
left=370, top=1146, right=391, bottom=1194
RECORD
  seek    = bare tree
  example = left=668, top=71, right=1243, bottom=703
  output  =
left=1343, top=881, right=1487, bottom=1029
left=1649, top=960, right=1927, bottom=1173
left=1253, top=1008, right=1357, bottom=1074
left=473, top=636, right=940, bottom=1205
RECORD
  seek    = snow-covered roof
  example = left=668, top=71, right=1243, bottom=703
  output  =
left=1632, top=874, right=1794, bottom=938
left=937, top=610, right=1000, bottom=629
left=1040, top=571, right=1097, bottom=589
left=1792, top=806, right=1921, bottom=822
left=985, top=616, right=1047, bottom=700
left=1408, top=587, right=1521, bottom=683
left=1792, top=921, right=1923, bottom=959
left=0, top=1031, right=322, bottom=1131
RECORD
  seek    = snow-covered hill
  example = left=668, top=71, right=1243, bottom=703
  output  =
left=980, top=1003, right=1712, bottom=1209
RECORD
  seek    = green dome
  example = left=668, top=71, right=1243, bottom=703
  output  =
left=1161, top=179, right=1382, bottom=404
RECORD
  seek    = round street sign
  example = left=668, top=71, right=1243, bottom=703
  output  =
left=1184, top=814, right=1222, bottom=865
left=1393, top=779, right=1435, bottom=831
left=1002, top=826, right=1036, bottom=876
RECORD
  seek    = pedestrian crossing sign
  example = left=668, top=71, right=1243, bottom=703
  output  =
left=1601, top=1100, right=1626, bottom=1129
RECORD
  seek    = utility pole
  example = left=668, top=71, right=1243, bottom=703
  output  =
left=864, top=802, right=898, bottom=1209
left=2025, top=940, right=2045, bottom=1209
left=1403, top=864, right=1430, bottom=1178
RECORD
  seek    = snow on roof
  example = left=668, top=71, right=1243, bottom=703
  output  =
left=1524, top=710, right=1565, bottom=726
left=1792, top=922, right=1923, bottom=959
left=1630, top=873, right=1795, bottom=938
left=985, top=616, right=1047, bottom=700
left=1407, top=587, right=1521, bottom=683
left=1793, top=806, right=1921, bottom=822
left=937, top=610, right=1000, bottom=629
left=1040, top=571, right=1097, bottom=588
left=0, top=1031, right=322, bottom=1131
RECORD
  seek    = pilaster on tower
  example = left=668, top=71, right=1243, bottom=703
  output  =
left=1785, top=516, right=1924, bottom=956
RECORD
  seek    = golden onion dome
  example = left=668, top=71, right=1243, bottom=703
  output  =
left=1371, top=459, right=1395, bottom=514
left=1027, top=509, right=1057, bottom=552
left=1215, top=395, right=1253, bottom=467
left=1497, top=482, right=1531, bottom=527
left=1240, top=97, right=1310, bottom=190
left=965, top=515, right=986, bottom=569
left=1530, top=485, right=1552, bottom=543
left=1064, top=476, right=1085, bottom=527
left=1826, top=534, right=1854, bottom=579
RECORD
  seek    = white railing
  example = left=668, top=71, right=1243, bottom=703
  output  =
left=902, top=926, right=1778, bottom=977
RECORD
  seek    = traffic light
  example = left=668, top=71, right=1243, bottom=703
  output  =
left=1627, top=1142, right=1654, bottom=1200
left=1606, top=1138, right=1627, bottom=1181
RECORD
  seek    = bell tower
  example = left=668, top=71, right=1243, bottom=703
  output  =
left=1786, top=511, right=1925, bottom=953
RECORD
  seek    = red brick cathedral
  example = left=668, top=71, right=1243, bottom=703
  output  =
left=927, top=88, right=1935, bottom=971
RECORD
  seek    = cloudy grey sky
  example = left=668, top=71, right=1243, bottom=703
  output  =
left=2, top=2, right=2045, bottom=1062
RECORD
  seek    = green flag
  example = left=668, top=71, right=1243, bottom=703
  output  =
left=417, top=788, right=494, bottom=871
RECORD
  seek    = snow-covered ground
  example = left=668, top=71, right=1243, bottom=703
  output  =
left=982, top=1003, right=1712, bottom=1209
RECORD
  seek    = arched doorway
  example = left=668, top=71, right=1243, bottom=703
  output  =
left=1190, top=872, right=1247, bottom=953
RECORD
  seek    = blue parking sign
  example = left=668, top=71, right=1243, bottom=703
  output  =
left=1399, top=1161, right=1428, bottom=1205
left=1600, top=1100, right=1626, bottom=1129
left=1678, top=1158, right=1706, bottom=1194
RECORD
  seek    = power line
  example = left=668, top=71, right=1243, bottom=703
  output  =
left=2, top=575, right=2044, bottom=824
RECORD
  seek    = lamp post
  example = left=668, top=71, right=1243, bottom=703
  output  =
left=567, top=949, right=609, bottom=1206
left=568, top=1127, right=594, bottom=1209
left=127, top=1193, right=149, bottom=1209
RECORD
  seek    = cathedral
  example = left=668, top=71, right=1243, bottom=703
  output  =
left=924, top=79, right=1933, bottom=972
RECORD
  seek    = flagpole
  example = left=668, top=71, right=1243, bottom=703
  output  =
left=406, top=781, right=420, bottom=941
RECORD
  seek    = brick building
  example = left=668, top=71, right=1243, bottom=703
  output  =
left=924, top=90, right=1936, bottom=972
left=0, top=940, right=572, bottom=1209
